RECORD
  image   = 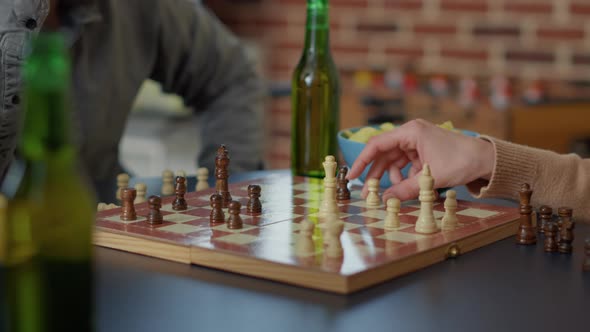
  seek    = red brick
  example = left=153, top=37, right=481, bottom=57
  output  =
left=504, top=2, right=553, bottom=14
left=441, top=48, right=488, bottom=60
left=385, top=47, right=424, bottom=57
left=332, top=44, right=370, bottom=54
left=414, top=24, right=456, bottom=34
left=280, top=0, right=368, bottom=7
left=254, top=17, right=289, bottom=28
left=537, top=28, right=585, bottom=40
left=570, top=3, right=590, bottom=15
left=384, top=0, right=423, bottom=10
left=505, top=51, right=554, bottom=63
left=440, top=0, right=487, bottom=12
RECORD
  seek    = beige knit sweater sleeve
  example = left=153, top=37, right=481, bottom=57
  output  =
left=466, top=136, right=590, bottom=224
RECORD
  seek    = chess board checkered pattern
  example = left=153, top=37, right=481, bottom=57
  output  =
left=95, top=174, right=520, bottom=278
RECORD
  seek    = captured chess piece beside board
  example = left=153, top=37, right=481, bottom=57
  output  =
left=93, top=145, right=589, bottom=294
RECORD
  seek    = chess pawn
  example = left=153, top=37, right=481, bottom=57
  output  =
left=116, top=173, right=130, bottom=201
left=365, top=178, right=380, bottom=207
left=583, top=238, right=590, bottom=272
left=195, top=167, right=209, bottom=191
left=415, top=164, right=438, bottom=234
left=161, top=169, right=174, bottom=196
left=325, top=220, right=344, bottom=258
left=172, top=176, right=188, bottom=210
left=543, top=221, right=558, bottom=252
left=227, top=201, right=243, bottom=229
left=295, top=219, right=315, bottom=257
left=516, top=183, right=536, bottom=245
left=134, top=183, right=147, bottom=204
left=336, top=165, right=351, bottom=202
left=175, top=170, right=186, bottom=178
left=121, top=188, right=137, bottom=221
left=147, top=195, right=164, bottom=225
left=558, top=215, right=575, bottom=254
left=210, top=194, right=225, bottom=224
left=441, top=190, right=459, bottom=231
left=246, top=184, right=262, bottom=214
left=538, top=205, right=552, bottom=235
left=97, top=202, right=108, bottom=211
left=384, top=198, right=401, bottom=230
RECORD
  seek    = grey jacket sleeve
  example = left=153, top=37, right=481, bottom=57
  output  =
left=149, top=1, right=267, bottom=173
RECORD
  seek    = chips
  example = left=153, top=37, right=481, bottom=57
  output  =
left=345, top=121, right=458, bottom=143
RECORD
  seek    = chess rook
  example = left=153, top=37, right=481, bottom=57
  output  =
left=543, top=221, right=558, bottom=252
left=227, top=200, right=243, bottom=229
left=415, top=164, right=438, bottom=234
left=215, top=145, right=232, bottom=207
left=196, top=167, right=209, bottom=191
left=147, top=195, right=164, bottom=225
left=172, top=176, right=188, bottom=211
left=121, top=188, right=137, bottom=221
left=336, top=166, right=351, bottom=202
left=538, top=205, right=552, bottom=235
left=247, top=184, right=262, bottom=214
left=209, top=194, right=225, bottom=224
left=516, top=183, right=536, bottom=245
left=319, top=156, right=339, bottom=217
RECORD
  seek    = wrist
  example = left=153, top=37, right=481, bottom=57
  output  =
left=476, top=137, right=495, bottom=181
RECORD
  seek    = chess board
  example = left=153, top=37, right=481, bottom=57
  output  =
left=94, top=174, right=521, bottom=294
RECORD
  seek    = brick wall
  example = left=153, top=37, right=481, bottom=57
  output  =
left=204, top=0, right=590, bottom=168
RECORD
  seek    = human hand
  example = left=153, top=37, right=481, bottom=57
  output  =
left=346, top=119, right=495, bottom=202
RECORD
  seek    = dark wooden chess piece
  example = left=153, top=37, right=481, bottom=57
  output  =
left=336, top=166, right=351, bottom=202
left=538, top=205, right=552, bottom=235
left=557, top=206, right=572, bottom=228
left=583, top=238, right=590, bottom=272
left=147, top=195, right=163, bottom=225
left=516, top=183, right=536, bottom=245
left=558, top=208, right=575, bottom=254
left=121, top=188, right=137, bottom=221
left=543, top=221, right=558, bottom=252
left=246, top=184, right=262, bottom=214
left=172, top=176, right=187, bottom=210
left=210, top=193, right=225, bottom=224
left=215, top=145, right=232, bottom=208
left=227, top=200, right=243, bottom=229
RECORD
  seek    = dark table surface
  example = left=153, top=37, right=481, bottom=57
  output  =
left=9, top=170, right=590, bottom=331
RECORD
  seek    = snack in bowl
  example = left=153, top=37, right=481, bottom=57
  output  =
left=337, top=121, right=479, bottom=188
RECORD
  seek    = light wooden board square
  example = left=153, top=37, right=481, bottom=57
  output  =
left=406, top=209, right=445, bottom=219
left=215, top=233, right=259, bottom=245
left=158, top=223, right=201, bottom=234
left=366, top=220, right=413, bottom=231
left=457, top=208, right=500, bottom=218
left=358, top=209, right=387, bottom=219
left=211, top=223, right=256, bottom=233
left=377, top=231, right=430, bottom=243
left=164, top=213, right=199, bottom=223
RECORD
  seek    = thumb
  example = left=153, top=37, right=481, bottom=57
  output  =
left=382, top=175, right=421, bottom=202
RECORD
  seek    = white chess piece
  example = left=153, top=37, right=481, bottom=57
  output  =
left=441, top=190, right=459, bottom=231
left=176, top=170, right=186, bottom=178
left=414, top=164, right=439, bottom=234
left=161, top=169, right=174, bottom=196
left=365, top=178, right=381, bottom=207
left=384, top=198, right=401, bottom=230
left=134, top=183, right=147, bottom=204
left=195, top=167, right=209, bottom=191
left=116, top=173, right=129, bottom=201
left=319, top=156, right=339, bottom=217
left=296, top=219, right=316, bottom=256
left=325, top=220, right=344, bottom=258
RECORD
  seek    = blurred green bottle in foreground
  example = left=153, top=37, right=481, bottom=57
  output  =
left=0, top=33, right=96, bottom=332
left=291, top=0, right=341, bottom=178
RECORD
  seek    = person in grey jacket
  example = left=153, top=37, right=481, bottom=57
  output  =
left=0, top=0, right=266, bottom=202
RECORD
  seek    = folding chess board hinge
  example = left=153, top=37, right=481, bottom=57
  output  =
left=445, top=243, right=462, bottom=259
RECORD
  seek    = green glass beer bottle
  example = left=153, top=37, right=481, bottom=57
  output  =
left=1, top=33, right=96, bottom=332
left=291, top=0, right=341, bottom=178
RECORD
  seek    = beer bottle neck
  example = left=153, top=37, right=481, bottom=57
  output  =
left=304, top=0, right=330, bottom=56
left=19, top=33, right=74, bottom=161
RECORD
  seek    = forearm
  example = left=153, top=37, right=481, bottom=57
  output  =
left=467, top=136, right=590, bottom=223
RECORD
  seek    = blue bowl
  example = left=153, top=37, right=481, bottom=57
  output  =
left=337, top=125, right=479, bottom=188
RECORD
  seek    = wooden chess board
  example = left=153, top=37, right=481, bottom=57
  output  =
left=94, top=174, right=521, bottom=294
